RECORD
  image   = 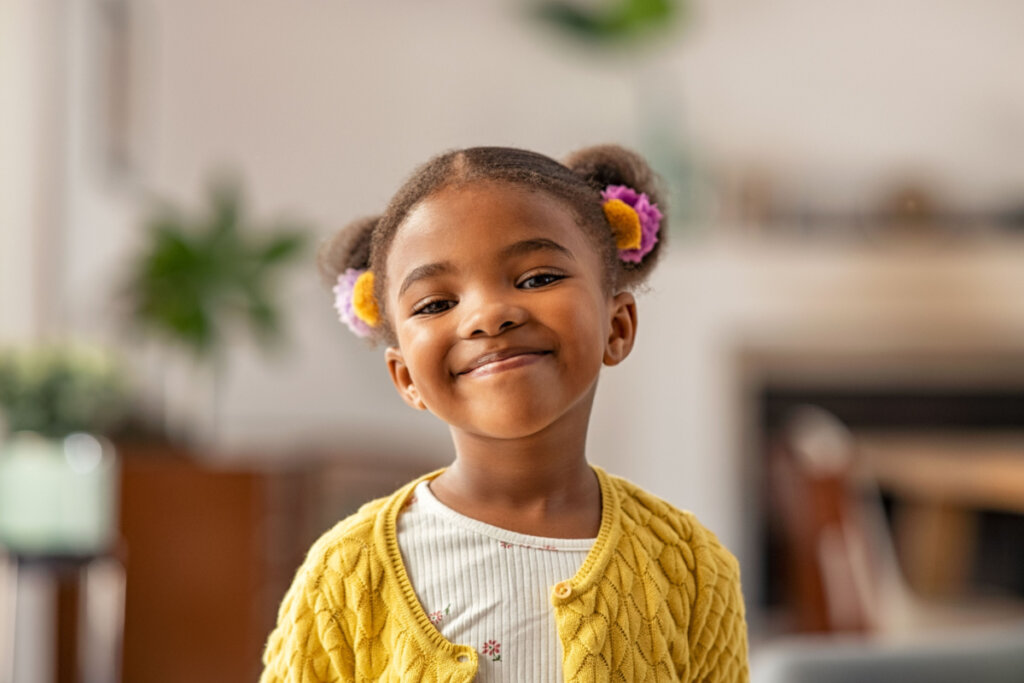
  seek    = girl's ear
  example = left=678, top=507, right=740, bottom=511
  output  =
left=385, top=346, right=427, bottom=411
left=604, top=291, right=637, bottom=367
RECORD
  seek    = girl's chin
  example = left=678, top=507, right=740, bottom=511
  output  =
left=439, top=388, right=597, bottom=442
left=450, top=414, right=573, bottom=442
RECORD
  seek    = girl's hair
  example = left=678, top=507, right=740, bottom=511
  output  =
left=317, top=144, right=666, bottom=344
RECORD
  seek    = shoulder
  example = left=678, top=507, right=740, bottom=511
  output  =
left=605, top=473, right=741, bottom=580
left=306, top=497, right=387, bottom=568
left=291, top=480, right=415, bottom=596
left=261, top=475, right=442, bottom=681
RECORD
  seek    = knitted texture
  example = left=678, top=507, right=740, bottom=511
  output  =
left=260, top=467, right=749, bottom=682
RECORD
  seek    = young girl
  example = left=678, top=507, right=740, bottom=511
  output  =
left=260, top=145, right=749, bottom=682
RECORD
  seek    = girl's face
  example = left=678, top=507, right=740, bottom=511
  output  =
left=383, top=182, right=636, bottom=441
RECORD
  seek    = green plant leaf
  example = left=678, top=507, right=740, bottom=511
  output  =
left=535, top=0, right=679, bottom=44
left=122, top=175, right=310, bottom=362
left=260, top=232, right=307, bottom=265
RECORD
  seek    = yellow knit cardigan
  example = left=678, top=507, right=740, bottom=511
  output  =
left=260, top=467, right=749, bottom=682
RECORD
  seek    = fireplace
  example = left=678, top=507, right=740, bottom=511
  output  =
left=749, top=371, right=1024, bottom=634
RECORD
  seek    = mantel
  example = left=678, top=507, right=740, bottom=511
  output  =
left=661, top=233, right=1024, bottom=384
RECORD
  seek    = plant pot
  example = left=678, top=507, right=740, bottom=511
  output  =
left=0, top=432, right=119, bottom=556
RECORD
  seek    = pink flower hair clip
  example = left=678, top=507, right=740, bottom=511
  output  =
left=601, top=184, right=662, bottom=263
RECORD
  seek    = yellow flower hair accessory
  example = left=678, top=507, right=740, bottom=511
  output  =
left=602, top=199, right=643, bottom=251
left=352, top=270, right=380, bottom=327
left=333, top=268, right=379, bottom=337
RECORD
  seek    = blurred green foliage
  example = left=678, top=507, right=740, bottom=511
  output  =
left=535, top=0, right=680, bottom=45
left=0, top=345, right=128, bottom=438
left=123, top=177, right=309, bottom=361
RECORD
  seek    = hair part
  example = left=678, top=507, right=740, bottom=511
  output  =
left=317, top=144, right=667, bottom=345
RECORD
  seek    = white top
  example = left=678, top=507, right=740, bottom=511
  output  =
left=396, top=480, right=594, bottom=682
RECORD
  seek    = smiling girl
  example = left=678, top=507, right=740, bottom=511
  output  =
left=260, top=146, right=749, bottom=682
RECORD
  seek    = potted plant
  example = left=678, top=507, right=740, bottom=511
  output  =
left=119, top=175, right=309, bottom=446
left=0, top=343, right=128, bottom=555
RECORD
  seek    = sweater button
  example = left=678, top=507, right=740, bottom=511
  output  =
left=457, top=654, right=470, bottom=663
left=553, top=581, right=572, bottom=599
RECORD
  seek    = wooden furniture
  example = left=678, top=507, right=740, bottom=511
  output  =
left=857, top=432, right=1024, bottom=515
left=1, top=551, right=124, bottom=683
left=119, top=451, right=300, bottom=683
left=116, top=443, right=430, bottom=683
left=856, top=432, right=1024, bottom=597
left=768, top=409, right=1024, bottom=636
left=767, top=406, right=877, bottom=633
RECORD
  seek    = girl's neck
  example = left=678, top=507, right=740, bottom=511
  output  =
left=429, top=398, right=602, bottom=538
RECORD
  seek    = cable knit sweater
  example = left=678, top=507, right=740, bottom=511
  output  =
left=260, top=466, right=749, bottom=682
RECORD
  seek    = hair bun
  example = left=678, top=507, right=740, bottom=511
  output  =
left=564, top=145, right=660, bottom=197
left=316, top=215, right=379, bottom=288
left=564, top=144, right=667, bottom=289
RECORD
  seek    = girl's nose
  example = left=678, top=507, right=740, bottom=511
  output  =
left=458, top=295, right=528, bottom=338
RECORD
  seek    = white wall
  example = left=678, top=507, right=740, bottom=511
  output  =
left=678, top=0, right=1024, bottom=208
left=0, top=0, right=66, bottom=343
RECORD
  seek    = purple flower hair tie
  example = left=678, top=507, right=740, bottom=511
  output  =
left=601, top=184, right=662, bottom=263
left=333, top=268, right=376, bottom=338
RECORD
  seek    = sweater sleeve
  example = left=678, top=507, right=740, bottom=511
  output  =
left=259, top=539, right=357, bottom=683
left=688, top=526, right=750, bottom=683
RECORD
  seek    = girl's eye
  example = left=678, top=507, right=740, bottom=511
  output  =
left=412, top=298, right=455, bottom=316
left=519, top=272, right=565, bottom=289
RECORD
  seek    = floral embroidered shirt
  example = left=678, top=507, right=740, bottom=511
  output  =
left=396, top=480, right=593, bottom=682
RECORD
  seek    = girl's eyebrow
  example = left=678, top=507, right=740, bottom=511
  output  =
left=500, top=238, right=575, bottom=261
left=398, top=262, right=453, bottom=298
left=398, top=239, right=574, bottom=298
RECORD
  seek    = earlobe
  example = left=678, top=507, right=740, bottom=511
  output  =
left=603, top=292, right=637, bottom=367
left=385, top=346, right=427, bottom=411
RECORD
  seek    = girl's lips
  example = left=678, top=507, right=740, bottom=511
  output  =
left=459, top=351, right=549, bottom=378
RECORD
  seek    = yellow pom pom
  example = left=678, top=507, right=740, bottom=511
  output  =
left=352, top=271, right=380, bottom=327
left=602, top=199, right=642, bottom=251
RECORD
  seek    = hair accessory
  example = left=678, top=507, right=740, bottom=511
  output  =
left=333, top=268, right=379, bottom=338
left=603, top=199, right=643, bottom=251
left=601, top=185, right=662, bottom=263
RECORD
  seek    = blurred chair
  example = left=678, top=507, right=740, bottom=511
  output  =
left=762, top=404, right=1024, bottom=681
left=768, top=404, right=1024, bottom=636
left=768, top=404, right=902, bottom=633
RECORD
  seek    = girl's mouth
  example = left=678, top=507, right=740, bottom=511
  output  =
left=458, top=350, right=550, bottom=378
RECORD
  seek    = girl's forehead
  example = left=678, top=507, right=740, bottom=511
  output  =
left=387, top=184, right=592, bottom=269
left=408, top=183, right=575, bottom=232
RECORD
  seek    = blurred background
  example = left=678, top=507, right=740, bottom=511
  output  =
left=3, top=1, right=1024, bottom=681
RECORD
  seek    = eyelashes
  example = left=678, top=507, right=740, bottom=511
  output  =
left=409, top=271, right=567, bottom=316
left=412, top=298, right=456, bottom=316
left=518, top=272, right=565, bottom=289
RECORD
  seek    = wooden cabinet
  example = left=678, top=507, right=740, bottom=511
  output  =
left=117, top=444, right=429, bottom=683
